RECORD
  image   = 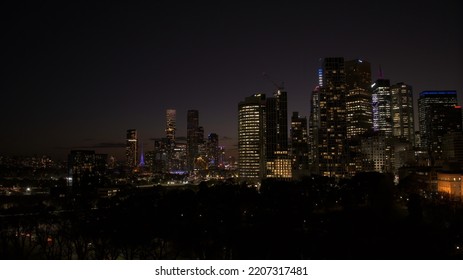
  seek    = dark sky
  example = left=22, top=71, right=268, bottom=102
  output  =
left=2, top=1, right=462, bottom=160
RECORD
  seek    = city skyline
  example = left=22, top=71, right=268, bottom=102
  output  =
left=2, top=1, right=461, bottom=160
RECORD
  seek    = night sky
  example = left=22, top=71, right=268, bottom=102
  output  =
left=2, top=1, right=461, bottom=161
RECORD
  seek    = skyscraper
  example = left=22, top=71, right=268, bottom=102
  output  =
left=391, top=82, right=414, bottom=145
left=313, top=57, right=348, bottom=178
left=207, top=133, right=219, bottom=168
left=371, top=78, right=393, bottom=172
left=345, top=59, right=372, bottom=140
left=291, top=111, right=309, bottom=179
left=418, top=91, right=462, bottom=163
left=238, top=94, right=266, bottom=182
left=187, top=109, right=200, bottom=171
left=265, top=89, right=291, bottom=179
left=165, top=109, right=176, bottom=142
left=126, top=129, right=138, bottom=169
left=372, top=79, right=392, bottom=136
left=309, top=86, right=320, bottom=174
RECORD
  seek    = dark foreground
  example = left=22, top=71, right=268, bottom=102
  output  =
left=1, top=174, right=462, bottom=259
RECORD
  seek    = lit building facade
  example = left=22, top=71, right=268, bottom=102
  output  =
left=165, top=109, right=176, bottom=142
left=418, top=91, right=462, bottom=163
left=187, top=109, right=200, bottom=171
left=391, top=82, right=414, bottom=145
left=207, top=133, right=219, bottom=168
left=437, top=172, right=462, bottom=201
left=309, top=87, right=320, bottom=174
left=238, top=94, right=266, bottom=182
left=361, top=131, right=388, bottom=173
left=126, top=129, right=138, bottom=169
left=343, top=59, right=373, bottom=176
left=313, top=57, right=348, bottom=178
left=372, top=79, right=392, bottom=136
left=291, top=111, right=309, bottom=179
left=346, top=88, right=372, bottom=139
left=266, top=89, right=291, bottom=179
left=442, top=132, right=463, bottom=168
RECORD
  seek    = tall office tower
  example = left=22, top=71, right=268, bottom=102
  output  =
left=344, top=59, right=372, bottom=176
left=391, top=82, right=415, bottom=145
left=238, top=94, right=267, bottom=182
left=309, top=86, right=320, bottom=174
left=418, top=91, right=462, bottom=163
left=187, top=109, right=199, bottom=171
left=371, top=79, right=393, bottom=172
left=207, top=133, right=219, bottom=168
left=165, top=109, right=176, bottom=142
left=265, top=88, right=291, bottom=179
left=315, top=57, right=348, bottom=178
left=345, top=59, right=372, bottom=139
left=126, top=129, right=138, bottom=169
left=152, top=139, right=169, bottom=173
left=172, top=141, right=187, bottom=173
left=291, top=112, right=309, bottom=179
left=372, top=79, right=392, bottom=136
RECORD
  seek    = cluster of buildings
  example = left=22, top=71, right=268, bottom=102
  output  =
left=238, top=57, right=462, bottom=199
left=140, top=109, right=231, bottom=176
left=68, top=109, right=235, bottom=188
left=65, top=56, right=462, bottom=200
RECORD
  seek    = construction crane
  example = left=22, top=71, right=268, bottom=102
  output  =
left=262, top=72, right=284, bottom=91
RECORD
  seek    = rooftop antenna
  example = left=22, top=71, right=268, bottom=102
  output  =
left=378, top=64, right=383, bottom=79
left=139, top=142, right=145, bottom=167
left=262, top=72, right=284, bottom=90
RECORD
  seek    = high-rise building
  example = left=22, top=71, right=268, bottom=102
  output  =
left=238, top=94, right=266, bottom=182
left=152, top=138, right=169, bottom=173
left=391, top=82, right=414, bottom=145
left=265, top=89, right=291, bottom=179
left=418, top=91, right=462, bottom=163
left=372, top=79, right=392, bottom=136
left=442, top=132, right=463, bottom=169
left=309, top=86, right=320, bottom=174
left=171, top=141, right=187, bottom=173
left=344, top=59, right=372, bottom=140
left=165, top=109, right=176, bottom=142
left=343, top=59, right=373, bottom=176
left=346, top=88, right=373, bottom=139
left=187, top=110, right=199, bottom=171
left=126, top=129, right=138, bottom=169
left=371, top=79, right=393, bottom=172
left=207, top=133, right=219, bottom=168
left=291, top=112, right=309, bottom=179
left=312, top=57, right=348, bottom=178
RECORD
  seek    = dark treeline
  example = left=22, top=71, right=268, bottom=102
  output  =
left=1, top=172, right=462, bottom=259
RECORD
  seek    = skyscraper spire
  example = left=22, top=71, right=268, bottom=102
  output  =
left=139, top=142, right=145, bottom=167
